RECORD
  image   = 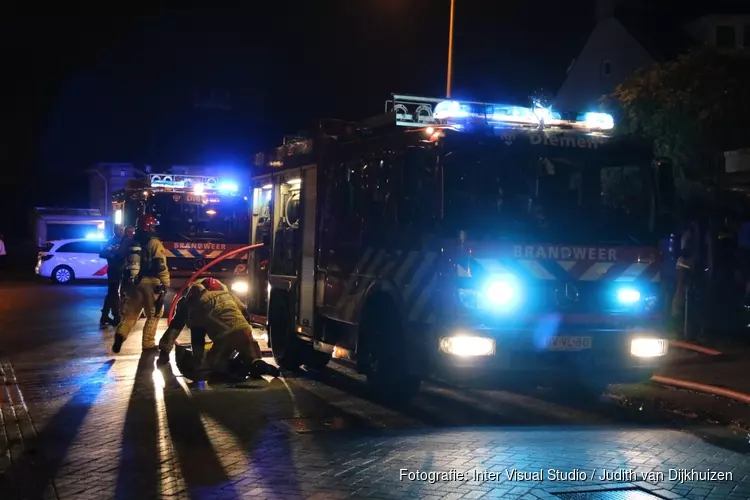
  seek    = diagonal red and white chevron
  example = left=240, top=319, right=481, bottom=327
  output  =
left=461, top=258, right=660, bottom=282
left=333, top=247, right=440, bottom=325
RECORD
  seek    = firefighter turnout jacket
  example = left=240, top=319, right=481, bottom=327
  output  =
left=159, top=279, right=252, bottom=352
left=158, top=279, right=264, bottom=375
left=114, top=234, right=171, bottom=350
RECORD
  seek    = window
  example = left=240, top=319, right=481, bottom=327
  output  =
left=743, top=25, right=750, bottom=48
left=601, top=60, right=611, bottom=76
left=56, top=241, right=103, bottom=254
left=47, top=224, right=100, bottom=241
left=147, top=194, right=249, bottom=243
left=398, top=147, right=437, bottom=226
left=716, top=25, right=736, bottom=49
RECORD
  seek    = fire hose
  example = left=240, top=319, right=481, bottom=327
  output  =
left=167, top=243, right=264, bottom=323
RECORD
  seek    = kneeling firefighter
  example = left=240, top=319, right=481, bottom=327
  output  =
left=112, top=214, right=171, bottom=353
left=156, top=277, right=279, bottom=380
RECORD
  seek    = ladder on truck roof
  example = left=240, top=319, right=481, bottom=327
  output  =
left=384, top=94, right=616, bottom=136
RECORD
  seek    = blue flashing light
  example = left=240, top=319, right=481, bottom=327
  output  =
left=86, top=232, right=106, bottom=240
left=218, top=181, right=239, bottom=193
left=482, top=274, right=523, bottom=312
left=430, top=98, right=614, bottom=132
left=616, top=287, right=641, bottom=305
left=456, top=274, right=524, bottom=313
left=485, top=280, right=516, bottom=306
left=581, top=112, right=614, bottom=130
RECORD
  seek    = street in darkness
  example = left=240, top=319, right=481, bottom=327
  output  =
left=1, top=281, right=749, bottom=500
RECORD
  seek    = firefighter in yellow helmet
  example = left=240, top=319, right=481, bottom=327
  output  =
left=112, top=214, right=171, bottom=353
left=156, top=277, right=279, bottom=380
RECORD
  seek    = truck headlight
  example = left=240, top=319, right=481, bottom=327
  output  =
left=630, top=338, right=668, bottom=358
left=231, top=280, right=249, bottom=294
left=440, top=335, right=495, bottom=356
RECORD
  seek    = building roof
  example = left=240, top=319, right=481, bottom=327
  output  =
left=34, top=207, right=103, bottom=217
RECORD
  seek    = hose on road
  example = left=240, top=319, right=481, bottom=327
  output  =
left=650, top=375, right=750, bottom=404
left=652, top=341, right=750, bottom=405
left=668, top=340, right=722, bottom=356
left=167, top=243, right=264, bottom=324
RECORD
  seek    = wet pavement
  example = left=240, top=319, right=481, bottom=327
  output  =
left=2, top=282, right=750, bottom=499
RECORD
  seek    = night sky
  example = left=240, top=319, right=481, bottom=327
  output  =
left=0, top=1, right=735, bottom=238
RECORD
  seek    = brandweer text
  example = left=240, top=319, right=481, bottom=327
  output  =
left=513, top=246, right=617, bottom=261
left=172, top=242, right=227, bottom=251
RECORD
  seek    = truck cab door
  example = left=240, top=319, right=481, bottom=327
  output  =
left=248, top=181, right=273, bottom=315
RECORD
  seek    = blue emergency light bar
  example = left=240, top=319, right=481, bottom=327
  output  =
left=148, top=174, right=240, bottom=194
left=386, top=95, right=615, bottom=135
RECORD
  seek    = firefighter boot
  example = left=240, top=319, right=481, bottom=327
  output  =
left=174, top=345, right=194, bottom=378
left=100, top=311, right=111, bottom=328
left=112, top=334, right=125, bottom=354
left=249, top=359, right=280, bottom=379
left=156, top=349, right=170, bottom=366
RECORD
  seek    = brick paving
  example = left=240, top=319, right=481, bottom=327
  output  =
left=2, top=284, right=750, bottom=499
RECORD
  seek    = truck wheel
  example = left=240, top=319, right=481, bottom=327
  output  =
left=303, top=350, right=331, bottom=371
left=360, top=297, right=421, bottom=402
left=267, top=293, right=305, bottom=370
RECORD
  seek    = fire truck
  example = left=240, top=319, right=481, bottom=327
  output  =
left=248, top=94, right=673, bottom=400
left=111, top=173, right=251, bottom=294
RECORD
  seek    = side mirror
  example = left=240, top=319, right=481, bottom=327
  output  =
left=656, top=159, right=675, bottom=210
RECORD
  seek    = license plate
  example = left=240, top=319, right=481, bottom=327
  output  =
left=545, top=336, right=592, bottom=351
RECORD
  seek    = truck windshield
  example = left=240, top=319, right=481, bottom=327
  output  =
left=146, top=193, right=249, bottom=243
left=442, top=145, right=653, bottom=244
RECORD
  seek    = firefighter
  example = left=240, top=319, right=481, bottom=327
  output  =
left=112, top=214, right=170, bottom=353
left=156, top=277, right=279, bottom=380
left=98, top=225, right=125, bottom=327
left=671, top=221, right=697, bottom=337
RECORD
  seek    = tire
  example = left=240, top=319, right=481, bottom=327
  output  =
left=267, top=293, right=332, bottom=371
left=360, top=296, right=421, bottom=403
left=303, top=350, right=331, bottom=371
left=51, top=265, right=74, bottom=284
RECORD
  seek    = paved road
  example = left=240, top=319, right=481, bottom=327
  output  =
left=1, top=282, right=750, bottom=500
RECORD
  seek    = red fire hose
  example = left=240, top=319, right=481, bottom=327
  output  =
left=167, top=243, right=264, bottom=323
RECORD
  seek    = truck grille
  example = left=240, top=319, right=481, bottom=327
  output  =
left=522, top=281, right=643, bottom=315
left=167, top=257, right=242, bottom=275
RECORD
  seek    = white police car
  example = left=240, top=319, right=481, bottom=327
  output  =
left=35, top=237, right=109, bottom=284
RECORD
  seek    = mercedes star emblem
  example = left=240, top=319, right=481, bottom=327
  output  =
left=193, top=259, right=207, bottom=270
left=555, top=282, right=579, bottom=309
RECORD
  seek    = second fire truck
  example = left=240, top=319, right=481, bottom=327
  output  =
left=112, top=173, right=251, bottom=294
left=248, top=94, right=672, bottom=399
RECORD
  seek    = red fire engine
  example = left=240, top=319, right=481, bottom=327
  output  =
left=248, top=94, right=672, bottom=400
left=111, top=173, right=251, bottom=294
